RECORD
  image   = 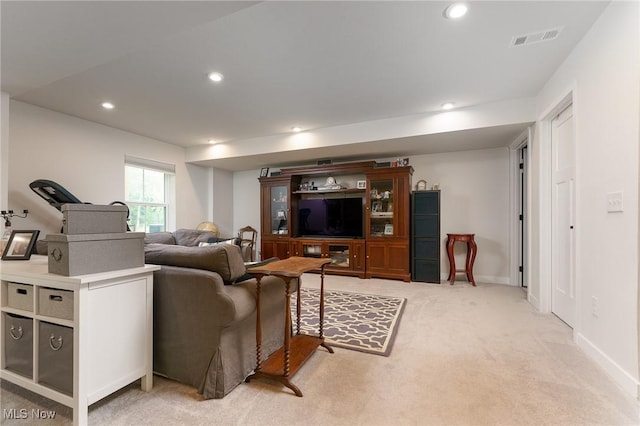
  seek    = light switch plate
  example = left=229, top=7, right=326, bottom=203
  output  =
left=607, top=191, right=623, bottom=213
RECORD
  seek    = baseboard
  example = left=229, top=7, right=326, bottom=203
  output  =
left=575, top=332, right=639, bottom=398
left=527, top=293, right=540, bottom=311
left=439, top=273, right=510, bottom=285
left=477, top=275, right=511, bottom=285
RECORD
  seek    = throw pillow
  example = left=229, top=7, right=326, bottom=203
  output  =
left=198, top=238, right=238, bottom=247
left=145, top=243, right=247, bottom=284
left=144, top=232, right=176, bottom=245
left=173, top=229, right=219, bottom=246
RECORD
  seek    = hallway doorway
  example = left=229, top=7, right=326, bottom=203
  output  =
left=550, top=103, right=576, bottom=327
left=518, top=145, right=528, bottom=288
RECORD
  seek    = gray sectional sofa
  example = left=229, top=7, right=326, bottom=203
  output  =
left=144, top=229, right=293, bottom=399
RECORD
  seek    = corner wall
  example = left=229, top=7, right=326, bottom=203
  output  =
left=530, top=1, right=640, bottom=396
left=8, top=101, right=210, bottom=234
left=410, top=148, right=510, bottom=284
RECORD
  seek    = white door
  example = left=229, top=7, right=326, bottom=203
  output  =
left=551, top=104, right=575, bottom=327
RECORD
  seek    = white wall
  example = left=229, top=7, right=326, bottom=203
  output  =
left=411, top=148, right=510, bottom=284
left=1, top=92, right=9, bottom=210
left=530, top=1, right=640, bottom=395
left=231, top=148, right=511, bottom=283
left=211, top=167, right=234, bottom=237
left=232, top=168, right=262, bottom=249
left=8, top=101, right=211, bottom=234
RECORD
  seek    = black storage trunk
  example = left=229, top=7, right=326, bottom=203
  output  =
left=411, top=190, right=441, bottom=283
left=3, top=313, right=33, bottom=378
left=38, top=321, right=73, bottom=396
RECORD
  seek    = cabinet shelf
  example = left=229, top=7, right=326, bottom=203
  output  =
left=293, top=188, right=364, bottom=195
left=370, top=212, right=394, bottom=218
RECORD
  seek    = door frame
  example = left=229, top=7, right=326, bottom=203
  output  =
left=509, top=129, right=531, bottom=288
left=537, top=88, right=576, bottom=320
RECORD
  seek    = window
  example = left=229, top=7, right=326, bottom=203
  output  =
left=124, top=156, right=175, bottom=233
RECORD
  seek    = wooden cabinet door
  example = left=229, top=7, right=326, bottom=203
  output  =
left=351, top=240, right=366, bottom=272
left=261, top=239, right=291, bottom=260
left=273, top=240, right=291, bottom=259
left=289, top=240, right=301, bottom=257
left=366, top=242, right=387, bottom=275
left=366, top=241, right=410, bottom=281
left=386, top=243, right=410, bottom=277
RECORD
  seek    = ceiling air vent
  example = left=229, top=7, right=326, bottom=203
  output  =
left=510, top=27, right=563, bottom=47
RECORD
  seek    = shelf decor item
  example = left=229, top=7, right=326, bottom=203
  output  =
left=356, top=180, right=366, bottom=189
left=416, top=180, right=427, bottom=191
left=1, top=230, right=39, bottom=260
left=260, top=167, right=269, bottom=177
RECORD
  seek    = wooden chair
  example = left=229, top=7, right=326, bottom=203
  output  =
left=238, top=226, right=257, bottom=262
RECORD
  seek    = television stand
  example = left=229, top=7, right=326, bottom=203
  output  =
left=289, top=237, right=365, bottom=278
left=259, top=160, right=413, bottom=282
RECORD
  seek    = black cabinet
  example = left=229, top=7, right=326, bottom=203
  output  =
left=411, top=191, right=440, bottom=283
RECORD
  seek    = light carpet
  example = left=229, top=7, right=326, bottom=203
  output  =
left=1, top=275, right=639, bottom=425
left=290, top=288, right=406, bottom=356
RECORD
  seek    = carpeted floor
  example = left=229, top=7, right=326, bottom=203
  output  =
left=1, top=274, right=639, bottom=425
left=290, top=288, right=405, bottom=356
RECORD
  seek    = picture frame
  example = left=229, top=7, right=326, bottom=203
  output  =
left=372, top=201, right=383, bottom=212
left=384, top=224, right=394, bottom=235
left=260, top=167, right=269, bottom=177
left=356, top=180, right=366, bottom=189
left=2, top=230, right=39, bottom=260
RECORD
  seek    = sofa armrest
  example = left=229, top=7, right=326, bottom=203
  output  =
left=153, top=265, right=241, bottom=328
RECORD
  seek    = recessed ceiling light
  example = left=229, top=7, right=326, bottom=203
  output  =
left=207, top=139, right=217, bottom=144
left=208, top=72, right=224, bottom=82
left=291, top=126, right=302, bottom=132
left=441, top=102, right=455, bottom=110
left=101, top=102, right=114, bottom=110
left=443, top=2, right=468, bottom=19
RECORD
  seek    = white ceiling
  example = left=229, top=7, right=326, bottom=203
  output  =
left=2, top=1, right=608, bottom=171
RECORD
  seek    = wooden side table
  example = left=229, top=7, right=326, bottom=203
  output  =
left=245, top=256, right=333, bottom=397
left=446, top=233, right=477, bottom=286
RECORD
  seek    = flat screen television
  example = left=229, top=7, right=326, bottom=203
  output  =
left=297, top=198, right=363, bottom=238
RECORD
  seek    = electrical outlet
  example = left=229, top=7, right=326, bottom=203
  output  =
left=607, top=191, right=623, bottom=213
left=591, top=296, right=598, bottom=317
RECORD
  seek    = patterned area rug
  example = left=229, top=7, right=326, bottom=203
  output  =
left=290, top=288, right=406, bottom=357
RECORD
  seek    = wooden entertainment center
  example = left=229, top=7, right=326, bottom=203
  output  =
left=259, top=161, right=413, bottom=282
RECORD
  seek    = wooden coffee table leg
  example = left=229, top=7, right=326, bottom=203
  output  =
left=255, top=276, right=263, bottom=370
left=296, top=276, right=301, bottom=335
left=319, top=264, right=333, bottom=353
left=283, top=277, right=292, bottom=377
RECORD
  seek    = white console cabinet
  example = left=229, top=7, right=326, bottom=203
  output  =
left=1, top=255, right=159, bottom=425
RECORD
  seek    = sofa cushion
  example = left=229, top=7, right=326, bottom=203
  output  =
left=145, top=243, right=247, bottom=284
left=174, top=229, right=219, bottom=247
left=145, top=232, right=176, bottom=245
